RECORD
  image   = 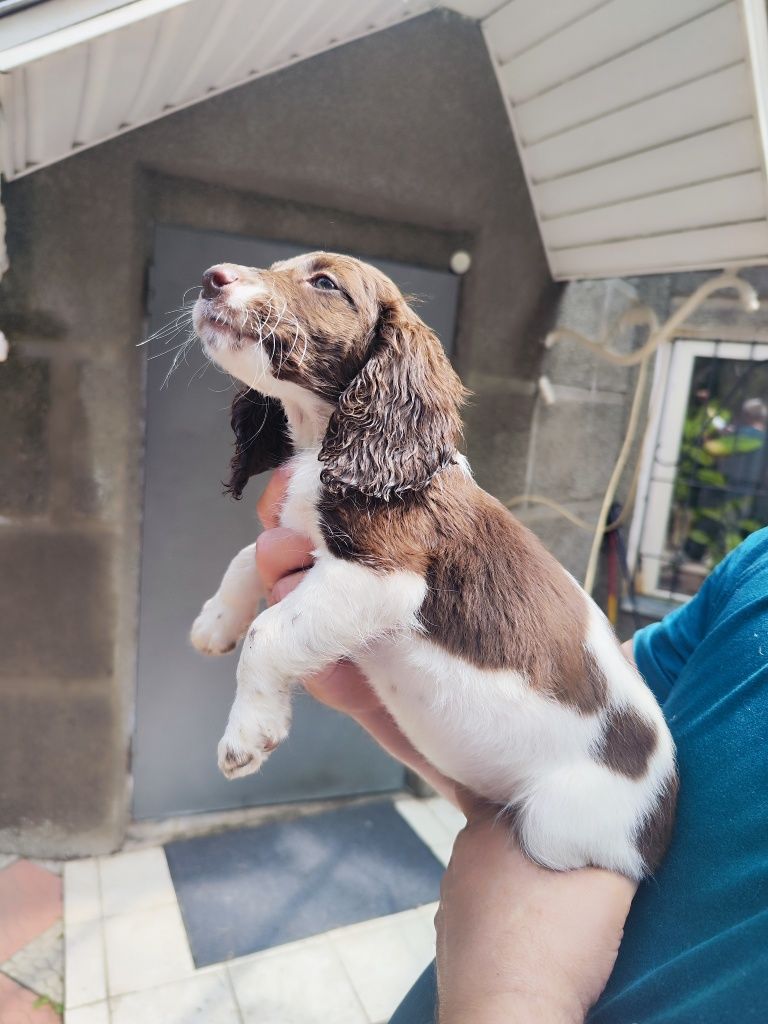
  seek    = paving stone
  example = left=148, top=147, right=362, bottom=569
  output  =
left=30, top=861, right=63, bottom=877
left=0, top=861, right=61, bottom=963
left=0, top=973, right=61, bottom=1024
left=1, top=921, right=63, bottom=1005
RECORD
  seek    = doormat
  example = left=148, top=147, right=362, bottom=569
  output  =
left=164, top=800, right=444, bottom=967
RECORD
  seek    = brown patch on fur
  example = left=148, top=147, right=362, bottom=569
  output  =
left=320, top=468, right=606, bottom=713
left=596, top=706, right=658, bottom=779
left=636, top=772, right=679, bottom=873
left=319, top=298, right=467, bottom=500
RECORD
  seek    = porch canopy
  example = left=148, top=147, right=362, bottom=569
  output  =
left=1, top=0, right=768, bottom=280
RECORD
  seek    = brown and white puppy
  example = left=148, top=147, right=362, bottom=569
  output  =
left=190, top=253, right=678, bottom=880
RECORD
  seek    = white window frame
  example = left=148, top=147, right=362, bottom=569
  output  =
left=628, top=338, right=768, bottom=604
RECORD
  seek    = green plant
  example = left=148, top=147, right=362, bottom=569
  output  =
left=673, top=402, right=763, bottom=566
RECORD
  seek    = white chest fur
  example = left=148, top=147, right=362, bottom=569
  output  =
left=279, top=448, right=327, bottom=549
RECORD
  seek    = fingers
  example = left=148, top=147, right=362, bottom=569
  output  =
left=270, top=571, right=308, bottom=604
left=303, top=661, right=382, bottom=714
left=257, top=467, right=292, bottom=529
left=255, top=527, right=314, bottom=594
left=302, top=662, right=460, bottom=804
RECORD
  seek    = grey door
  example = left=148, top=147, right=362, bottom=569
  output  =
left=133, top=225, right=459, bottom=819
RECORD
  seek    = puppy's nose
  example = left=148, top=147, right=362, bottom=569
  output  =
left=201, top=265, right=238, bottom=299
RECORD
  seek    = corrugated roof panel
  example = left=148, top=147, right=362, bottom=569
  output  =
left=26, top=46, right=89, bottom=163
left=208, top=1, right=287, bottom=89
left=122, top=7, right=187, bottom=125
left=165, top=0, right=249, bottom=107
left=0, top=0, right=435, bottom=178
left=483, top=0, right=768, bottom=277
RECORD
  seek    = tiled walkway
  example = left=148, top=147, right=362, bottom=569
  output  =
left=0, top=796, right=463, bottom=1024
left=0, top=855, right=64, bottom=1023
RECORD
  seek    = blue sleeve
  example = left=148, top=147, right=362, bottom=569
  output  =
left=633, top=588, right=710, bottom=704
left=632, top=529, right=768, bottom=703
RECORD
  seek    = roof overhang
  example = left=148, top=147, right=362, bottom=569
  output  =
left=1, top=0, right=768, bottom=280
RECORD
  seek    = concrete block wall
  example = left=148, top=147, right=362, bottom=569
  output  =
left=0, top=10, right=558, bottom=855
left=514, top=279, right=644, bottom=583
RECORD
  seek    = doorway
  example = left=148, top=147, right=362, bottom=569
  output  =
left=132, top=224, right=459, bottom=818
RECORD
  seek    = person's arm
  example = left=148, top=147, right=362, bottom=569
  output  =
left=256, top=470, right=635, bottom=1022
left=436, top=796, right=635, bottom=1024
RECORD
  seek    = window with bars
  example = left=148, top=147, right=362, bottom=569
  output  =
left=628, top=338, right=768, bottom=606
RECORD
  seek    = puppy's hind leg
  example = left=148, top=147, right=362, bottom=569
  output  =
left=513, top=763, right=646, bottom=880
left=190, top=543, right=265, bottom=655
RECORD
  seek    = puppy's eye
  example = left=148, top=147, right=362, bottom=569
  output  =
left=311, top=275, right=339, bottom=292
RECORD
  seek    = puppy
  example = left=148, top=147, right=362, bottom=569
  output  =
left=190, top=252, right=677, bottom=880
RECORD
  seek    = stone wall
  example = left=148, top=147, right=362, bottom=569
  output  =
left=0, top=9, right=558, bottom=855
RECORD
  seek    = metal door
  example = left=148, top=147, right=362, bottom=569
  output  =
left=133, top=225, right=459, bottom=818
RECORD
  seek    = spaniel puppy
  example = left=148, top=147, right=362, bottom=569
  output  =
left=190, top=253, right=677, bottom=880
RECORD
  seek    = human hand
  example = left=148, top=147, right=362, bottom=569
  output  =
left=435, top=791, right=636, bottom=1024
left=254, top=468, right=459, bottom=802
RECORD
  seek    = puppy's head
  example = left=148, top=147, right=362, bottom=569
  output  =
left=193, top=252, right=466, bottom=500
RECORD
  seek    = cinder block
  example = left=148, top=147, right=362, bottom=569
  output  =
left=0, top=530, right=113, bottom=679
left=546, top=279, right=640, bottom=395
left=529, top=399, right=628, bottom=504
left=464, top=389, right=535, bottom=499
left=0, top=690, right=115, bottom=833
left=0, top=352, right=50, bottom=516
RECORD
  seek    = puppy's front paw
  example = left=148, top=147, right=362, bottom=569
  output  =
left=217, top=700, right=289, bottom=780
left=190, top=597, right=250, bottom=656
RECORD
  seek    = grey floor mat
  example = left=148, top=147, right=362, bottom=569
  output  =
left=164, top=800, right=444, bottom=966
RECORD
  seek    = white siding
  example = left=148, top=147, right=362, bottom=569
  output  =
left=484, top=0, right=768, bottom=278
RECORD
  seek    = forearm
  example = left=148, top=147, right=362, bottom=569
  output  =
left=440, top=988, right=584, bottom=1024
left=435, top=821, right=635, bottom=1024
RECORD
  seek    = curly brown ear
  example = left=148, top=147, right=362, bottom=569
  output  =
left=225, top=389, right=293, bottom=499
left=319, top=299, right=466, bottom=500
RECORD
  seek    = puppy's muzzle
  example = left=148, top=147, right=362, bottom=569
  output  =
left=201, top=264, right=239, bottom=299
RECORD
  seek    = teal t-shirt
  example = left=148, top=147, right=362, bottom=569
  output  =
left=591, top=527, right=768, bottom=1023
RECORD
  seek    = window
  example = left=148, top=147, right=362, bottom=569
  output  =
left=628, top=339, right=768, bottom=605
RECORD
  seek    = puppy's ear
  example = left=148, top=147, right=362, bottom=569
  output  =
left=319, top=299, right=466, bottom=500
left=225, top=389, right=293, bottom=499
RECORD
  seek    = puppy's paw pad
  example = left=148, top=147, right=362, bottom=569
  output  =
left=190, top=600, right=246, bottom=656
left=217, top=727, right=285, bottom=780
left=218, top=744, right=259, bottom=779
